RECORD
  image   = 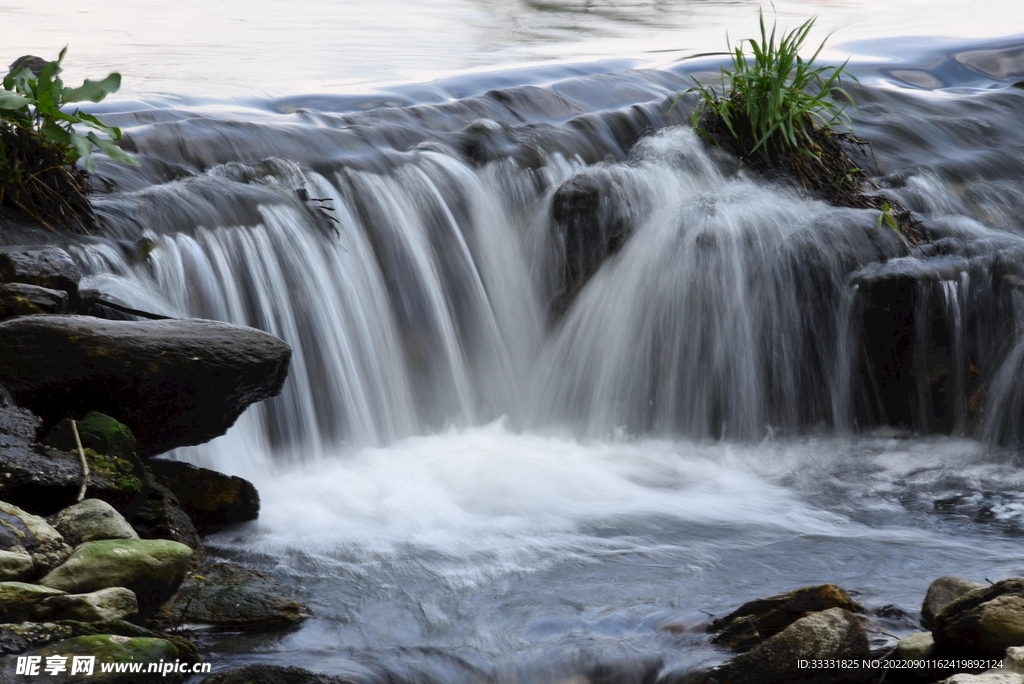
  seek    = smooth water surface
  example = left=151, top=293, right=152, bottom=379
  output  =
left=3, top=0, right=1024, bottom=96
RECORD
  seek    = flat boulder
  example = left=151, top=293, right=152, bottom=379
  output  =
left=935, top=578, right=1024, bottom=657
left=0, top=282, right=68, bottom=319
left=157, top=562, right=310, bottom=629
left=0, top=315, right=292, bottom=456
left=0, top=582, right=66, bottom=622
left=38, top=538, right=192, bottom=611
left=0, top=621, right=75, bottom=655
left=924, top=577, right=988, bottom=627
left=709, top=607, right=871, bottom=684
left=43, top=587, right=139, bottom=622
left=0, top=246, right=81, bottom=299
left=148, top=460, right=259, bottom=527
left=709, top=584, right=863, bottom=646
left=47, top=499, right=138, bottom=547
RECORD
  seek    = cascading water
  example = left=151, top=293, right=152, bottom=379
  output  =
left=31, top=48, right=1024, bottom=681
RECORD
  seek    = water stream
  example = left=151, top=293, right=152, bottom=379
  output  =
left=5, top=10, right=1024, bottom=680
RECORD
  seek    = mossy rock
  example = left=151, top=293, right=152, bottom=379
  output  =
left=38, top=538, right=192, bottom=612
left=44, top=412, right=139, bottom=461
left=32, top=634, right=178, bottom=662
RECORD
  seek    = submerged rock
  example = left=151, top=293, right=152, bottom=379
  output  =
left=202, top=664, right=357, bottom=684
left=157, top=562, right=310, bottom=629
left=934, top=578, right=1024, bottom=657
left=709, top=584, right=864, bottom=645
left=47, top=499, right=139, bottom=547
left=0, top=315, right=292, bottom=456
left=0, top=500, right=71, bottom=572
left=38, top=538, right=192, bottom=611
left=708, top=607, right=871, bottom=684
left=148, top=460, right=259, bottom=527
left=924, top=577, right=988, bottom=627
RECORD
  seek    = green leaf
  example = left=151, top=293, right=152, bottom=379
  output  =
left=63, top=73, right=122, bottom=103
left=0, top=91, right=30, bottom=110
left=88, top=132, right=140, bottom=166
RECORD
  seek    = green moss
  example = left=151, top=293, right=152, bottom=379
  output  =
left=84, top=449, right=141, bottom=493
left=32, top=634, right=178, bottom=663
left=77, top=412, right=138, bottom=460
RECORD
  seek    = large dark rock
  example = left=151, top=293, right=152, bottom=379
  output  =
left=708, top=608, right=871, bottom=684
left=709, top=584, right=864, bottom=648
left=157, top=562, right=310, bottom=629
left=127, top=472, right=204, bottom=558
left=0, top=316, right=292, bottom=456
left=0, top=246, right=81, bottom=300
left=934, top=578, right=1024, bottom=657
left=148, top=460, right=259, bottom=528
left=202, top=665, right=357, bottom=684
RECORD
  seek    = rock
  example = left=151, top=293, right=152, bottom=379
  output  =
left=709, top=584, right=864, bottom=642
left=202, top=664, right=357, bottom=684
left=0, top=246, right=81, bottom=299
left=157, top=562, right=310, bottom=629
left=0, top=315, right=292, bottom=456
left=43, top=413, right=140, bottom=463
left=708, top=607, right=871, bottom=684
left=710, top=614, right=763, bottom=652
left=43, top=587, right=138, bottom=622
left=924, top=577, right=988, bottom=627
left=0, top=618, right=192, bottom=656
left=938, top=673, right=1024, bottom=683
left=127, top=472, right=204, bottom=556
left=1008, top=646, right=1024, bottom=673
left=896, top=631, right=936, bottom=676
left=935, top=578, right=1024, bottom=657
left=0, top=283, right=68, bottom=319
left=38, top=538, right=192, bottom=612
left=897, top=631, right=936, bottom=659
left=47, top=499, right=138, bottom=547
left=148, top=460, right=259, bottom=527
left=0, top=550, right=33, bottom=581
left=586, top=657, right=663, bottom=684
left=0, top=621, right=75, bottom=654
left=0, top=408, right=145, bottom=517
left=15, top=634, right=181, bottom=683
left=549, top=168, right=646, bottom=320
left=0, top=582, right=66, bottom=622
left=0, top=500, right=71, bottom=572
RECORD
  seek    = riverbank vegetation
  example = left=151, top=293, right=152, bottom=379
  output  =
left=0, top=49, right=137, bottom=232
left=683, top=11, right=918, bottom=238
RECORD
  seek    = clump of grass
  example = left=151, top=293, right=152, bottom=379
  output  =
left=0, top=48, right=138, bottom=232
left=682, top=10, right=917, bottom=238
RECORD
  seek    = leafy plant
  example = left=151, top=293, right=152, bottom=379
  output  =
left=686, top=10, right=854, bottom=161
left=1, top=48, right=138, bottom=172
left=876, top=201, right=899, bottom=232
left=0, top=48, right=137, bottom=230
